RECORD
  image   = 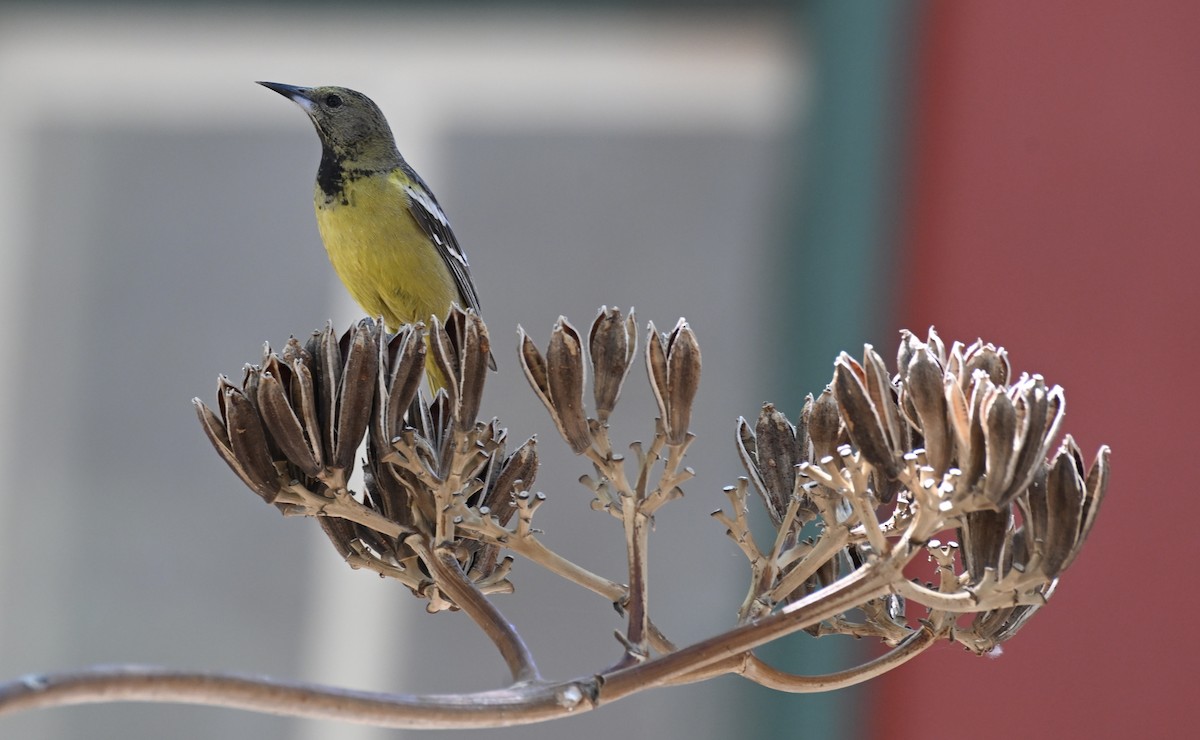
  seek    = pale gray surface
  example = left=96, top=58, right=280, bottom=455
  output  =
left=0, top=121, right=782, bottom=739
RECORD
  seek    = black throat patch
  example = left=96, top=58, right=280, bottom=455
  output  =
left=317, top=145, right=347, bottom=202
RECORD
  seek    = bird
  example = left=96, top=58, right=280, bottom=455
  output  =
left=257, top=81, right=494, bottom=387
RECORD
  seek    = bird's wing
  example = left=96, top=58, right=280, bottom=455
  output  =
left=399, top=166, right=484, bottom=315
left=399, top=165, right=497, bottom=370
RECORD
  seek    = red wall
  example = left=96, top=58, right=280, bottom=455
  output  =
left=877, top=3, right=1200, bottom=738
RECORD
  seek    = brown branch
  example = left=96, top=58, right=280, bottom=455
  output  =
left=737, top=626, right=939, bottom=692
left=597, top=555, right=900, bottom=703
left=0, top=551, right=911, bottom=729
left=409, top=538, right=541, bottom=684
left=617, top=506, right=651, bottom=663
left=0, top=668, right=592, bottom=729
left=658, top=625, right=938, bottom=690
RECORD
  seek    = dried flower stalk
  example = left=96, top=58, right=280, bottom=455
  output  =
left=0, top=317, right=1109, bottom=731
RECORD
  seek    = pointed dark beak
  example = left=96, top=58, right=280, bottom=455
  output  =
left=257, top=81, right=313, bottom=105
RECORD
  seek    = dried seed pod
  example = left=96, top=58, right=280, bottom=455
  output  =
left=519, top=327, right=551, bottom=410
left=458, top=309, right=492, bottom=426
left=734, top=416, right=764, bottom=502
left=664, top=320, right=701, bottom=445
left=289, top=354, right=324, bottom=470
left=376, top=324, right=427, bottom=447
left=981, top=387, right=1018, bottom=506
left=896, top=329, right=922, bottom=380
left=1011, top=378, right=1048, bottom=466
left=995, top=375, right=1057, bottom=507
left=646, top=319, right=702, bottom=446
left=951, top=371, right=990, bottom=493
left=428, top=314, right=459, bottom=406
left=925, top=327, right=947, bottom=365
left=307, top=323, right=342, bottom=463
left=646, top=320, right=669, bottom=422
left=364, top=442, right=411, bottom=527
left=256, top=370, right=321, bottom=477
left=833, top=353, right=899, bottom=479
left=483, top=436, right=538, bottom=526
left=960, top=507, right=1012, bottom=585
left=333, top=318, right=380, bottom=471
left=807, top=387, right=842, bottom=461
left=905, top=348, right=952, bottom=475
left=220, top=383, right=281, bottom=502
left=862, top=344, right=902, bottom=455
left=796, top=395, right=813, bottom=463
left=944, top=373, right=970, bottom=463
left=195, top=394, right=276, bottom=502
left=1040, top=438, right=1086, bottom=578
left=1070, top=445, right=1110, bottom=566
left=518, top=320, right=592, bottom=453
left=945, top=340, right=965, bottom=382
left=367, top=324, right=428, bottom=522
left=547, top=317, right=592, bottom=453
left=736, top=413, right=791, bottom=525
left=1022, top=462, right=1050, bottom=556
left=589, top=306, right=637, bottom=422
left=964, top=341, right=1011, bottom=387
left=431, top=307, right=491, bottom=427
left=753, top=404, right=799, bottom=523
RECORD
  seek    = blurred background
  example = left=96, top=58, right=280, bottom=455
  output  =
left=0, top=2, right=1195, bottom=739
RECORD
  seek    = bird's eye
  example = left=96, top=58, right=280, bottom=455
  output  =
left=325, top=94, right=343, bottom=109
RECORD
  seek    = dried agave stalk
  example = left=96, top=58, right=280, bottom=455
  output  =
left=720, top=328, right=1109, bottom=654
left=193, top=312, right=532, bottom=611
left=519, top=308, right=699, bottom=661
left=0, top=314, right=1110, bottom=730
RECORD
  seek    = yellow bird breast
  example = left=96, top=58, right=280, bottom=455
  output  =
left=313, top=172, right=458, bottom=332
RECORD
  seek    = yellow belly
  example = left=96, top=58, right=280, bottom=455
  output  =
left=314, top=172, right=458, bottom=332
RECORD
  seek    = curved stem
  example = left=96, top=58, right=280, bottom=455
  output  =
left=0, top=552, right=911, bottom=729
left=286, top=483, right=411, bottom=540
left=768, top=527, right=851, bottom=605
left=585, top=425, right=655, bottom=662
left=456, top=513, right=676, bottom=657
left=598, top=556, right=901, bottom=703
left=738, top=626, right=938, bottom=692
left=503, top=534, right=625, bottom=602
left=0, top=669, right=592, bottom=729
left=893, top=579, right=1046, bottom=613
left=661, top=625, right=939, bottom=691
left=410, top=538, right=541, bottom=683
left=618, top=507, right=651, bottom=662
left=344, top=552, right=424, bottom=592
left=605, top=503, right=938, bottom=700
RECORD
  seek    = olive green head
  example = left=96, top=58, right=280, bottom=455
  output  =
left=258, top=82, right=400, bottom=168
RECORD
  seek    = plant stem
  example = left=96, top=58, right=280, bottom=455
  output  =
left=0, top=548, right=914, bottom=729
left=0, top=668, right=591, bottom=729
left=597, top=556, right=898, bottom=703
left=504, top=533, right=625, bottom=602
left=409, top=537, right=541, bottom=684
left=660, top=625, right=936, bottom=690
left=736, top=626, right=938, bottom=692
left=585, top=425, right=653, bottom=662
left=767, top=527, right=851, bottom=605
left=620, top=506, right=650, bottom=661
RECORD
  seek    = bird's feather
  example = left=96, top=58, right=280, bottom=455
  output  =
left=399, top=165, right=483, bottom=317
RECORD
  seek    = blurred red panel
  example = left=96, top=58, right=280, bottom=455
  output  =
left=879, top=2, right=1200, bottom=738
